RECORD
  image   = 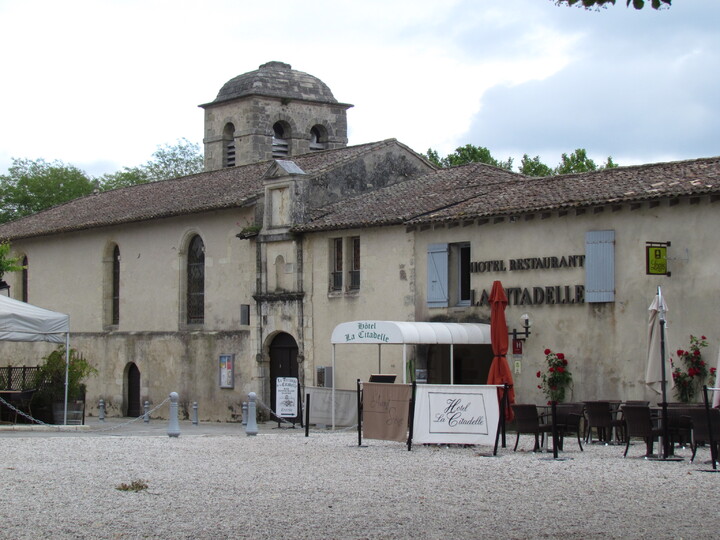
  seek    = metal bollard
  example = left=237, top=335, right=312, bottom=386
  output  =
left=242, top=402, right=248, bottom=426
left=167, top=392, right=180, bottom=438
left=245, top=392, right=258, bottom=436
left=192, top=401, right=198, bottom=425
left=98, top=399, right=105, bottom=422
left=143, top=401, right=150, bottom=423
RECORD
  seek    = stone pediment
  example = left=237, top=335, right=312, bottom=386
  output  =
left=263, top=160, right=306, bottom=180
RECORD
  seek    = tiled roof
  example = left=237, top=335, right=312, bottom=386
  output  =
left=296, top=156, right=720, bottom=231
left=0, top=140, right=402, bottom=240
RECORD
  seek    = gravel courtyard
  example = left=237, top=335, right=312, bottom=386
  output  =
left=0, top=424, right=718, bottom=539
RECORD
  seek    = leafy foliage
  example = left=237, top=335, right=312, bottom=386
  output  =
left=554, top=0, right=671, bottom=9
left=0, top=139, right=204, bottom=223
left=424, top=144, right=513, bottom=170
left=0, top=241, right=25, bottom=280
left=0, top=158, right=96, bottom=223
left=32, top=347, right=97, bottom=404
left=519, top=154, right=554, bottom=177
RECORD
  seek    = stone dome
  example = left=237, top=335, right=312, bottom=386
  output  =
left=211, top=61, right=338, bottom=105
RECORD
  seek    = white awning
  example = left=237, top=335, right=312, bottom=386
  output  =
left=331, top=320, right=492, bottom=345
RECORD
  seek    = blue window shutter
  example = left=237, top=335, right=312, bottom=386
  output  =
left=585, top=230, right=615, bottom=303
left=427, top=244, right=449, bottom=308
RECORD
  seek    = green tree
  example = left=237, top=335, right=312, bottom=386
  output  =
left=519, top=154, right=554, bottom=177
left=554, top=0, right=671, bottom=9
left=0, top=158, right=95, bottom=223
left=99, top=138, right=203, bottom=190
left=423, top=144, right=513, bottom=170
left=553, top=148, right=618, bottom=175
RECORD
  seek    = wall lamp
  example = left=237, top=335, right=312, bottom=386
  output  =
left=509, top=313, right=531, bottom=341
left=0, top=280, right=10, bottom=297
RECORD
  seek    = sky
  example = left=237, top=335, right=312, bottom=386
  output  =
left=0, top=0, right=718, bottom=177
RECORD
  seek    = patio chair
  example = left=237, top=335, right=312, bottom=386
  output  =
left=621, top=405, right=663, bottom=457
left=584, top=401, right=625, bottom=444
left=688, top=407, right=720, bottom=463
left=666, top=407, right=693, bottom=450
left=555, top=402, right=584, bottom=451
left=510, top=404, right=554, bottom=452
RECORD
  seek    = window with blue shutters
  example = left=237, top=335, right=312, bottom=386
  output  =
left=427, top=244, right=449, bottom=307
left=585, top=230, right=615, bottom=303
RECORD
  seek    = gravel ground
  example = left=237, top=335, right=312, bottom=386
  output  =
left=0, top=427, right=718, bottom=539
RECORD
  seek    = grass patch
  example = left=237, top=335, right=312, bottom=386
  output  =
left=116, top=479, right=149, bottom=492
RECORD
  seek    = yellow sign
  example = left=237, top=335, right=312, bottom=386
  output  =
left=646, top=245, right=668, bottom=276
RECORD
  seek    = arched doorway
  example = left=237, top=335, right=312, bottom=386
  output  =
left=127, top=363, right=142, bottom=417
left=269, top=333, right=299, bottom=418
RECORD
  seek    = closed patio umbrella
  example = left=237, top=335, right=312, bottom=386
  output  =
left=487, top=280, right=515, bottom=421
left=645, top=292, right=671, bottom=395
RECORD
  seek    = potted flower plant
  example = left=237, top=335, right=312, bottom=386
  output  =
left=671, top=335, right=709, bottom=403
left=31, top=347, right=97, bottom=424
left=537, top=348, right=573, bottom=403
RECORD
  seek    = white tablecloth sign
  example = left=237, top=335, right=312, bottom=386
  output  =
left=413, top=384, right=500, bottom=446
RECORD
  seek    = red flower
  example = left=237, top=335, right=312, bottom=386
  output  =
left=702, top=336, right=707, bottom=340
left=536, top=371, right=541, bottom=378
left=711, top=367, right=717, bottom=374
left=677, top=349, right=685, bottom=357
left=549, top=367, right=555, bottom=373
left=537, top=385, right=542, bottom=389
left=557, top=353, right=565, bottom=360
left=694, top=349, right=701, bottom=356
left=556, top=366, right=565, bottom=373
left=700, top=361, right=705, bottom=367
left=562, top=359, right=568, bottom=366
left=544, top=348, right=551, bottom=355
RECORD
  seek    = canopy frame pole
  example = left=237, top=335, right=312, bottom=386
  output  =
left=402, top=344, right=407, bottom=383
left=63, top=333, right=70, bottom=425
left=378, top=344, right=381, bottom=373
left=331, top=343, right=336, bottom=430
left=450, top=345, right=454, bottom=385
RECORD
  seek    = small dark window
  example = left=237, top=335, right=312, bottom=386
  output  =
left=112, top=246, right=120, bottom=325
left=187, top=235, right=205, bottom=324
left=223, top=123, right=235, bottom=168
left=272, top=122, right=289, bottom=158
left=310, top=125, right=327, bottom=151
left=331, top=238, right=343, bottom=291
left=349, top=237, right=360, bottom=290
left=459, top=244, right=471, bottom=304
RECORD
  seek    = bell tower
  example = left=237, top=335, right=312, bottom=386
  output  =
left=199, top=61, right=353, bottom=170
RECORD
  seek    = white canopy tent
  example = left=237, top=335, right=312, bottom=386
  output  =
left=0, top=295, right=71, bottom=423
left=329, top=320, right=492, bottom=427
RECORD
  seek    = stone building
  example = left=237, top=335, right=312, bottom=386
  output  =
left=1, top=61, right=720, bottom=420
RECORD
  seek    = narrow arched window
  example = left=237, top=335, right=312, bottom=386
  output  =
left=21, top=256, right=28, bottom=303
left=223, top=123, right=236, bottom=167
left=187, top=235, right=205, bottom=324
left=112, top=246, right=120, bottom=325
left=272, top=122, right=290, bottom=158
left=310, top=125, right=327, bottom=151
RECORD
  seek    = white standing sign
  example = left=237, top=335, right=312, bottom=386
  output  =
left=276, top=377, right=299, bottom=418
left=413, top=384, right=500, bottom=446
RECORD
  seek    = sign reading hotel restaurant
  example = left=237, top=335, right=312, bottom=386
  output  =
left=413, top=385, right=500, bottom=446
left=276, top=377, right=298, bottom=418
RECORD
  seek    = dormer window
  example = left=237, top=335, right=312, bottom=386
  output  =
left=310, top=125, right=327, bottom=151
left=272, top=122, right=289, bottom=158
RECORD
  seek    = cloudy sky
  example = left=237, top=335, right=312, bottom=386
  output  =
left=0, top=0, right=718, bottom=177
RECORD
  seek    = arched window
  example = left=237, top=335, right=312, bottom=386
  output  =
left=112, top=246, right=120, bottom=325
left=272, top=122, right=290, bottom=158
left=223, top=123, right=236, bottom=167
left=21, top=256, right=28, bottom=303
left=186, top=235, right=205, bottom=324
left=310, top=125, right=327, bottom=151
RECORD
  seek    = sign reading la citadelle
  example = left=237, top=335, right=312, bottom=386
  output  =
left=413, top=384, right=500, bottom=446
